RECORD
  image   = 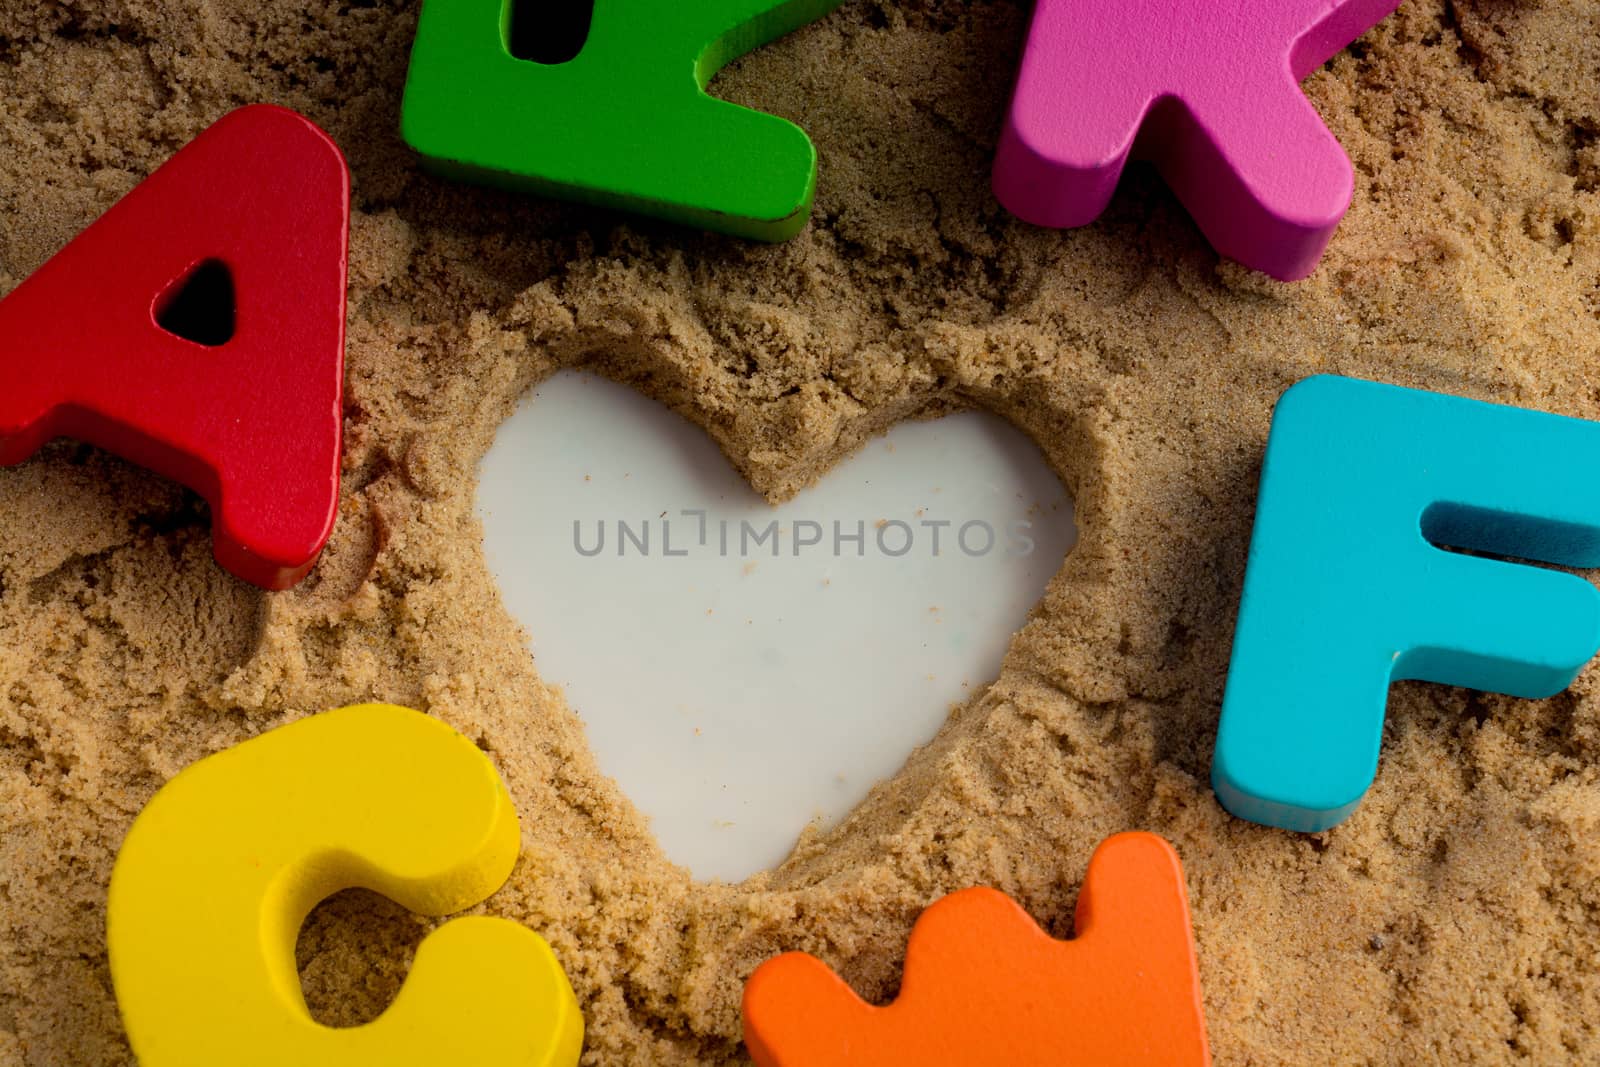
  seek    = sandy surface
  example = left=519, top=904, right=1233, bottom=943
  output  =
left=3, top=0, right=1600, bottom=1063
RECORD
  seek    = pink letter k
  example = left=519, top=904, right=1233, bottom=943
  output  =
left=994, top=0, right=1403, bottom=281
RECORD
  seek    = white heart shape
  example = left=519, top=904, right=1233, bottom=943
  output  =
left=477, top=372, right=1076, bottom=882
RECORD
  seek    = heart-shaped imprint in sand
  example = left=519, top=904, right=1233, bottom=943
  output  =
left=478, top=372, right=1076, bottom=881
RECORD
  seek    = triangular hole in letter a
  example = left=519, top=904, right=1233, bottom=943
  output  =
left=155, top=258, right=236, bottom=347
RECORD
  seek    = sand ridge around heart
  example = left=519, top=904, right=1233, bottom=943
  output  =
left=2, top=1, right=1600, bottom=1064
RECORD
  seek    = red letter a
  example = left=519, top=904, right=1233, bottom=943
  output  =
left=0, top=105, right=349, bottom=590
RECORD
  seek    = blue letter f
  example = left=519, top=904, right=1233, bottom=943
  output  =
left=1214, top=375, right=1600, bottom=831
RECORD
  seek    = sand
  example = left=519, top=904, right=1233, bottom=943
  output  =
left=2, top=0, right=1600, bottom=1063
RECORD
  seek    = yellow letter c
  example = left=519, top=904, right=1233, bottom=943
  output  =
left=107, top=703, right=582, bottom=1066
